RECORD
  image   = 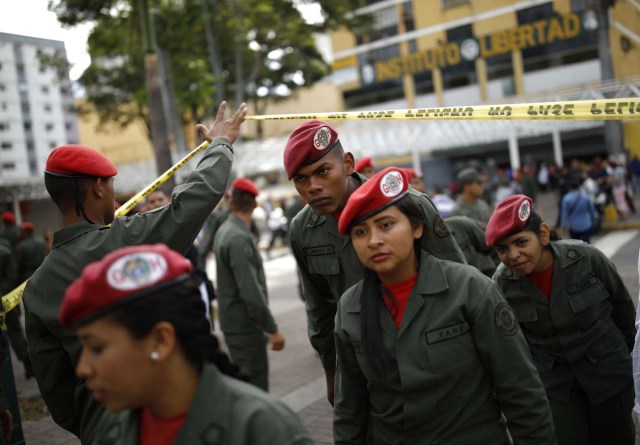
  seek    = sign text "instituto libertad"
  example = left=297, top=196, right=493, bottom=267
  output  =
left=375, top=12, right=582, bottom=82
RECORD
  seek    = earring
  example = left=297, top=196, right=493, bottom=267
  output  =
left=150, top=351, right=160, bottom=361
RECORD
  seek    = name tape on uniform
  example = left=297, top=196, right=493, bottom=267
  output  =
left=0, top=140, right=212, bottom=317
left=245, top=98, right=640, bottom=121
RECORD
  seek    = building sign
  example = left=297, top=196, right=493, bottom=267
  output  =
left=367, top=12, right=582, bottom=83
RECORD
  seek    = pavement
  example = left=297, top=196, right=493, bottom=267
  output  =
left=10, top=190, right=640, bottom=444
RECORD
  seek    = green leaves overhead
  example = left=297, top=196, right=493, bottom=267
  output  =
left=49, top=0, right=365, bottom=134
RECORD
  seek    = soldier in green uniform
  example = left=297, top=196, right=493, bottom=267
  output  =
left=0, top=212, right=18, bottom=251
left=450, top=167, right=492, bottom=223
left=22, top=101, right=247, bottom=444
left=486, top=194, right=636, bottom=445
left=334, top=167, right=555, bottom=444
left=284, top=120, right=466, bottom=405
left=214, top=178, right=285, bottom=391
left=445, top=215, right=499, bottom=277
left=59, top=244, right=312, bottom=445
left=16, top=222, right=46, bottom=283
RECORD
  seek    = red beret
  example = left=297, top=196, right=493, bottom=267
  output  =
left=404, top=168, right=416, bottom=182
left=232, top=178, right=259, bottom=196
left=355, top=157, right=373, bottom=173
left=59, top=244, right=193, bottom=328
left=1, top=211, right=15, bottom=223
left=338, top=167, right=409, bottom=236
left=46, top=144, right=117, bottom=177
left=485, top=194, right=533, bottom=247
left=19, top=222, right=34, bottom=232
left=283, top=120, right=340, bottom=179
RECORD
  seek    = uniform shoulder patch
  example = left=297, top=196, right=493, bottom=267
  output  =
left=567, top=249, right=578, bottom=259
left=433, top=214, right=450, bottom=238
left=494, top=302, right=518, bottom=336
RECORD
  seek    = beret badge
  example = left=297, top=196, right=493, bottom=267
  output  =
left=313, top=127, right=332, bottom=150
left=107, top=253, right=168, bottom=291
left=518, top=200, right=531, bottom=222
left=380, top=170, right=404, bottom=198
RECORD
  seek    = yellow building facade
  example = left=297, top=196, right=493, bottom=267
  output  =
left=329, top=0, right=640, bottom=156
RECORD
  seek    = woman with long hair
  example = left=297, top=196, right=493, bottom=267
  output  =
left=59, top=244, right=311, bottom=445
left=333, top=167, right=556, bottom=444
left=486, top=194, right=636, bottom=444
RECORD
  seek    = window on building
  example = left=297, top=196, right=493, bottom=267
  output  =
left=24, top=122, right=31, bottom=131
left=44, top=104, right=52, bottom=112
left=0, top=123, right=8, bottom=131
left=41, top=85, right=50, bottom=94
left=0, top=103, right=6, bottom=111
left=442, top=0, right=470, bottom=9
left=29, top=159, right=37, bottom=175
left=0, top=63, right=2, bottom=71
left=442, top=24, right=476, bottom=90
left=21, top=103, right=30, bottom=113
left=27, top=142, right=34, bottom=150
left=39, top=65, right=46, bottom=73
left=45, top=123, right=54, bottom=131
left=2, top=162, right=15, bottom=171
left=17, top=64, right=26, bottom=84
left=517, top=4, right=598, bottom=74
left=65, top=122, right=73, bottom=130
left=1, top=142, right=11, bottom=150
left=49, top=141, right=57, bottom=149
left=0, top=84, right=5, bottom=91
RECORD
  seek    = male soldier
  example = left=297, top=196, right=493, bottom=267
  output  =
left=16, top=222, right=46, bottom=283
left=214, top=178, right=285, bottom=391
left=445, top=215, right=499, bottom=277
left=285, top=120, right=466, bottom=405
left=8, top=222, right=45, bottom=379
left=0, top=212, right=17, bottom=251
left=450, top=167, right=492, bottom=223
left=354, top=156, right=375, bottom=178
left=22, top=101, right=247, bottom=443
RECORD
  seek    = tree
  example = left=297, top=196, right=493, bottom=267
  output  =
left=49, top=0, right=368, bottom=139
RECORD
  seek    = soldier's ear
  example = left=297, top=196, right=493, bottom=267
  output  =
left=539, top=223, right=551, bottom=246
left=343, top=152, right=355, bottom=175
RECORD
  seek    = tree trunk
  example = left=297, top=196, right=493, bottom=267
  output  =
left=145, top=53, right=176, bottom=190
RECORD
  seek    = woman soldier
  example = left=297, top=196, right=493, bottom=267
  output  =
left=59, top=244, right=312, bottom=445
left=486, top=194, right=636, bottom=445
left=333, top=167, right=556, bottom=444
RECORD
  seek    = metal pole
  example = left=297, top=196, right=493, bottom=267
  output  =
left=552, top=128, right=564, bottom=167
left=508, top=128, right=521, bottom=171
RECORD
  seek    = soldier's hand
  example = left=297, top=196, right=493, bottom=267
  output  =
left=268, top=331, right=285, bottom=351
left=195, top=101, right=248, bottom=145
left=325, top=368, right=335, bottom=407
left=0, top=408, right=12, bottom=445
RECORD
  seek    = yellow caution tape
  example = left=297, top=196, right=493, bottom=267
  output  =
left=0, top=140, right=211, bottom=319
left=245, top=98, right=640, bottom=121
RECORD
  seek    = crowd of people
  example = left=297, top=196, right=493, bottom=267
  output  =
left=0, top=102, right=637, bottom=445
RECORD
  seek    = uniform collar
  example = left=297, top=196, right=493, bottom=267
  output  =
left=227, top=213, right=251, bottom=234
left=347, top=250, right=449, bottom=314
left=52, top=221, right=108, bottom=249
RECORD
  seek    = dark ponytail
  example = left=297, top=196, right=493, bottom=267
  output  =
left=105, top=279, right=245, bottom=380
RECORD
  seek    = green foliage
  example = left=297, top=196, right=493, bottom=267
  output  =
left=48, top=0, right=365, bottom=136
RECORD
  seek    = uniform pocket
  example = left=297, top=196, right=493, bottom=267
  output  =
left=586, top=328, right=626, bottom=364
left=566, top=279, right=611, bottom=330
left=308, top=255, right=341, bottom=275
left=566, top=282, right=608, bottom=313
left=424, top=326, right=475, bottom=373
